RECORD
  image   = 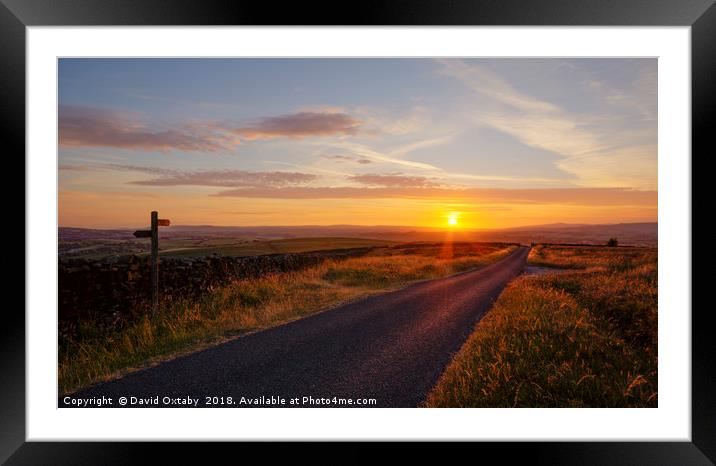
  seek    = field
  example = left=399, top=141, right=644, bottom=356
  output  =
left=425, top=245, right=658, bottom=408
left=59, top=241, right=516, bottom=394
left=157, top=237, right=395, bottom=258
left=57, top=222, right=658, bottom=260
left=59, top=233, right=394, bottom=260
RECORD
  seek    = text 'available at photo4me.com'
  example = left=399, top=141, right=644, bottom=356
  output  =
left=61, top=394, right=379, bottom=407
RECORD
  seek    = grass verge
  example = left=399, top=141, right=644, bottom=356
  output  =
left=59, top=243, right=516, bottom=394
left=424, top=245, right=657, bottom=408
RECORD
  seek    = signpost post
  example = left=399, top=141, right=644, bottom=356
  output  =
left=133, top=211, right=170, bottom=316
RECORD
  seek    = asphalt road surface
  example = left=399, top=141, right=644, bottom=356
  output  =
left=63, top=246, right=530, bottom=408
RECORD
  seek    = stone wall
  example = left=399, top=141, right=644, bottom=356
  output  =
left=58, top=248, right=374, bottom=324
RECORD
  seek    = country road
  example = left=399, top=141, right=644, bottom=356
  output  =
left=62, top=246, right=530, bottom=408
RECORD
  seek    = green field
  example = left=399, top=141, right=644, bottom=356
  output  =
left=59, top=236, right=396, bottom=260
left=157, top=237, right=395, bottom=258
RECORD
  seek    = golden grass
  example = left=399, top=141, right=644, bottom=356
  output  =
left=528, top=244, right=655, bottom=271
left=59, top=244, right=516, bottom=395
left=424, top=245, right=657, bottom=408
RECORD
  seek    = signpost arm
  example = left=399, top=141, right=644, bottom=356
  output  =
left=150, top=211, right=159, bottom=316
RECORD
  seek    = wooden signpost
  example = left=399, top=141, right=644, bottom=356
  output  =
left=133, top=211, right=171, bottom=315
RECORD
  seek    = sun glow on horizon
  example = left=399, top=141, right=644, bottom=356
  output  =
left=447, top=212, right=459, bottom=227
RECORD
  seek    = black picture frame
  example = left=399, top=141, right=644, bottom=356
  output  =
left=2, top=0, right=713, bottom=463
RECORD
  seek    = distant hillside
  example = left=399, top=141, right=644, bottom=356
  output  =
left=501, top=222, right=655, bottom=233
left=59, top=227, right=136, bottom=241
left=484, top=222, right=657, bottom=246
left=59, top=222, right=657, bottom=247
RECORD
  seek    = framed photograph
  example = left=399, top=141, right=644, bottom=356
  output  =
left=4, top=0, right=713, bottom=463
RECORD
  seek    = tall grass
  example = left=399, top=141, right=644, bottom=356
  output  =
left=59, top=244, right=515, bottom=394
left=425, top=245, right=657, bottom=408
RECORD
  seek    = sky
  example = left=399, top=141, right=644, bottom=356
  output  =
left=58, top=58, right=657, bottom=229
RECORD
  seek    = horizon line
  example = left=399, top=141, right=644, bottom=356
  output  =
left=59, top=220, right=658, bottom=232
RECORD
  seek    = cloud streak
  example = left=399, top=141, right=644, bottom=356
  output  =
left=348, top=173, right=439, bottom=188
left=328, top=142, right=441, bottom=171
left=59, top=105, right=231, bottom=152
left=231, top=112, right=361, bottom=140
left=435, top=59, right=657, bottom=190
left=435, top=59, right=561, bottom=113
left=213, top=185, right=656, bottom=207
left=59, top=107, right=363, bottom=152
left=322, top=154, right=373, bottom=164
left=100, top=164, right=317, bottom=188
left=131, top=171, right=316, bottom=188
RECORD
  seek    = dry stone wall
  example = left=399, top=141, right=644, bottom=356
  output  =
left=59, top=248, right=374, bottom=324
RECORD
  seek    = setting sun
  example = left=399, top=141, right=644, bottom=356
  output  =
left=447, top=213, right=459, bottom=226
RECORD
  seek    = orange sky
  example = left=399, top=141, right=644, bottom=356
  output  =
left=58, top=58, right=657, bottom=230
left=58, top=188, right=657, bottom=230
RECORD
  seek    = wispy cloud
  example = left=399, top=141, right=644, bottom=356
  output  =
left=213, top=185, right=656, bottom=207
left=434, top=59, right=657, bottom=190
left=59, top=107, right=363, bottom=152
left=59, top=164, right=99, bottom=172
left=323, top=136, right=565, bottom=186
left=73, top=163, right=317, bottom=188
left=388, top=133, right=457, bottom=158
left=357, top=105, right=431, bottom=136
left=130, top=171, right=316, bottom=188
left=475, top=112, right=604, bottom=158
left=435, top=59, right=561, bottom=114
left=322, top=154, right=373, bottom=164
left=584, top=64, right=657, bottom=122
left=348, top=173, right=439, bottom=188
left=326, top=141, right=442, bottom=171
left=443, top=172, right=566, bottom=184
left=231, top=112, right=361, bottom=140
left=59, top=105, right=231, bottom=152
left=555, top=144, right=657, bottom=189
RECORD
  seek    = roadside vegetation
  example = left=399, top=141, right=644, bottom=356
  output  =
left=425, top=245, right=658, bottom=408
left=59, top=242, right=516, bottom=394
